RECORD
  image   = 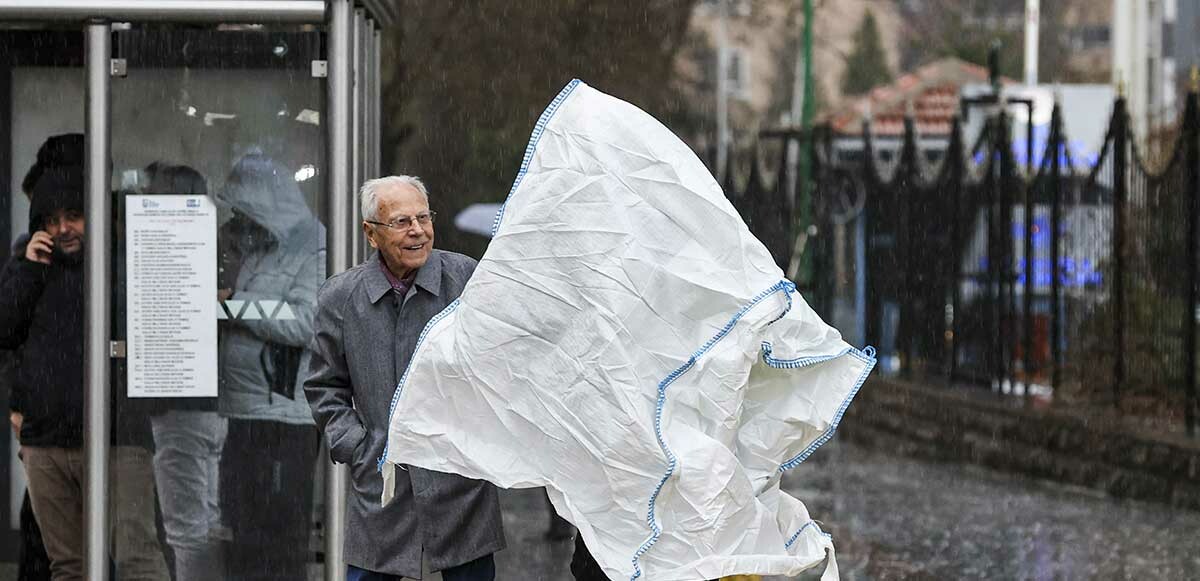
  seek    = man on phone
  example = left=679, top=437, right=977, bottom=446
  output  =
left=0, top=166, right=168, bottom=581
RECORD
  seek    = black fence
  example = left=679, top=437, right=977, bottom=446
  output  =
left=724, top=91, right=1200, bottom=436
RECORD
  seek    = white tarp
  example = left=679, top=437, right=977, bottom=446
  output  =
left=382, top=80, right=876, bottom=581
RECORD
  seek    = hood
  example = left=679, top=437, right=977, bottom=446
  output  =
left=22, top=133, right=85, bottom=195
left=218, top=153, right=313, bottom=241
left=28, top=166, right=84, bottom=232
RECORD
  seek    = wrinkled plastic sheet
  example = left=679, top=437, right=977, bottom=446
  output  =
left=382, top=80, right=876, bottom=581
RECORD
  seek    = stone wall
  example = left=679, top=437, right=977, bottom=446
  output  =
left=839, top=377, right=1200, bottom=510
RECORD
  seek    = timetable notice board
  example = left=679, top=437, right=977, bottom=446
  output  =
left=126, top=195, right=218, bottom=398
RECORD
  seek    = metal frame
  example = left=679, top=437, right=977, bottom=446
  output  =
left=0, top=1, right=325, bottom=22
left=324, top=2, right=354, bottom=580
left=371, top=24, right=382, bottom=178
left=83, top=20, right=112, bottom=581
left=0, top=1, right=389, bottom=577
left=363, top=17, right=375, bottom=183
left=350, top=7, right=366, bottom=263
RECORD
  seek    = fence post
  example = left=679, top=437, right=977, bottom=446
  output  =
left=1185, top=86, right=1198, bottom=437
left=1023, top=115, right=1036, bottom=402
left=983, top=116, right=999, bottom=388
left=1000, top=112, right=1018, bottom=391
left=862, top=120, right=878, bottom=349
left=990, top=110, right=1013, bottom=389
left=1050, top=102, right=1064, bottom=394
left=1113, top=97, right=1129, bottom=407
left=949, top=115, right=964, bottom=384
left=901, top=113, right=917, bottom=378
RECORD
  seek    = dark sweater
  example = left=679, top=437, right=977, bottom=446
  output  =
left=3, top=233, right=30, bottom=415
left=0, top=253, right=86, bottom=447
left=0, top=245, right=152, bottom=448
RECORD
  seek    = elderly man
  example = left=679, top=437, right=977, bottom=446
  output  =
left=305, top=176, right=505, bottom=580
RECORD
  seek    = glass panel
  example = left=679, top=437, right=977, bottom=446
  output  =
left=0, top=26, right=84, bottom=566
left=110, top=24, right=325, bottom=581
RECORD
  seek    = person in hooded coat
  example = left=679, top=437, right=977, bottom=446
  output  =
left=6, top=132, right=83, bottom=581
left=214, top=152, right=324, bottom=580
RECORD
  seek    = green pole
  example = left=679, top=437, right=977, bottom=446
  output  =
left=797, top=0, right=814, bottom=286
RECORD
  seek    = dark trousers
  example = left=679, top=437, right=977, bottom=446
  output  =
left=346, top=554, right=495, bottom=581
left=220, top=419, right=319, bottom=581
left=18, top=491, right=51, bottom=581
left=570, top=535, right=608, bottom=581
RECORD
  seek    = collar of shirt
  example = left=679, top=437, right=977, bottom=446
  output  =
left=380, top=254, right=416, bottom=296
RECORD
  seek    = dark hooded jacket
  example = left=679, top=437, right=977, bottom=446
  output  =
left=0, top=166, right=151, bottom=447
left=0, top=167, right=87, bottom=447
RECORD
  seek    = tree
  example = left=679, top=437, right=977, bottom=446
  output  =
left=380, top=0, right=702, bottom=258
left=892, top=0, right=1082, bottom=84
left=841, top=9, right=892, bottom=96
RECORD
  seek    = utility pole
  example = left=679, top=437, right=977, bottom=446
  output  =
left=786, top=2, right=806, bottom=205
left=799, top=0, right=815, bottom=274
left=1024, top=0, right=1039, bottom=85
left=788, top=0, right=815, bottom=285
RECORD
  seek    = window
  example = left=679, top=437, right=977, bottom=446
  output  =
left=726, top=47, right=751, bottom=101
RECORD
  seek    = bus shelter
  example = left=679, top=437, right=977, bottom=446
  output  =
left=0, top=2, right=392, bottom=579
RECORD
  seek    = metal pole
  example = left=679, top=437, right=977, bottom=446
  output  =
left=0, top=0, right=325, bottom=21
left=950, top=116, right=964, bottom=383
left=1050, top=103, right=1063, bottom=393
left=84, top=20, right=112, bottom=581
left=325, top=1, right=353, bottom=579
left=1023, top=108, right=1036, bottom=400
left=862, top=120, right=878, bottom=348
left=350, top=9, right=366, bottom=264
left=1113, top=98, right=1128, bottom=407
left=901, top=115, right=916, bottom=377
left=985, top=117, right=998, bottom=387
left=1027, top=104, right=1035, bottom=176
left=1185, top=85, right=1198, bottom=437
left=372, top=26, right=382, bottom=178
left=715, top=0, right=729, bottom=182
left=365, top=20, right=378, bottom=180
left=785, top=4, right=805, bottom=208
left=1024, top=0, right=1040, bottom=85
left=1002, top=115, right=1017, bottom=391
left=797, top=0, right=815, bottom=290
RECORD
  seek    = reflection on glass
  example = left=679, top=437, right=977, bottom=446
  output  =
left=138, top=163, right=229, bottom=581
left=107, top=25, right=327, bottom=580
left=215, top=152, right=324, bottom=580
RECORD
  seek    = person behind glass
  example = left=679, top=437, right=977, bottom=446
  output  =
left=305, top=176, right=505, bottom=581
left=137, top=162, right=228, bottom=581
left=0, top=166, right=170, bottom=581
left=5, top=133, right=83, bottom=581
left=214, top=152, right=324, bottom=580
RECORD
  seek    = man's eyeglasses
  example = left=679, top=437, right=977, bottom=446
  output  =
left=365, top=211, right=436, bottom=231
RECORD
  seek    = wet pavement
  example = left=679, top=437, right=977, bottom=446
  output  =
left=3, top=439, right=1197, bottom=580
left=779, top=440, right=1200, bottom=580
left=493, top=439, right=1200, bottom=580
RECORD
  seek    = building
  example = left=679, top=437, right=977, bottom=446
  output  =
left=679, top=0, right=904, bottom=151
left=821, top=57, right=1002, bottom=165
left=1112, top=0, right=1200, bottom=137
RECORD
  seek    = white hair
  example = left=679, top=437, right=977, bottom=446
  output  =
left=360, top=175, right=429, bottom=221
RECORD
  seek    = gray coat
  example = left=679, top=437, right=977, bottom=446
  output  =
left=304, top=249, right=505, bottom=577
left=218, top=153, right=323, bottom=425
